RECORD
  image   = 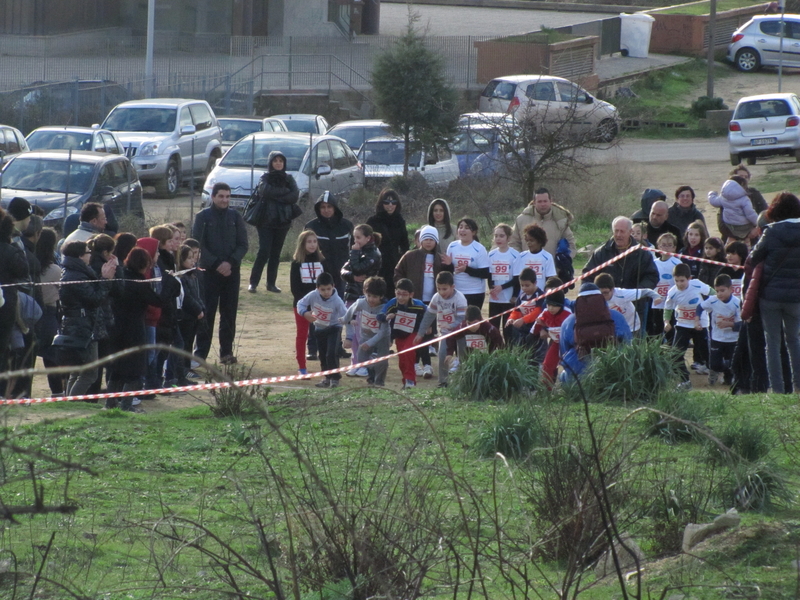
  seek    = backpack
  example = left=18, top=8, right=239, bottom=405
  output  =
left=573, top=293, right=616, bottom=359
left=555, top=237, right=575, bottom=289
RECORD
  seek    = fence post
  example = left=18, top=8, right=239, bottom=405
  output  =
left=288, top=36, right=293, bottom=91
left=247, top=80, right=254, bottom=115
left=225, top=75, right=232, bottom=115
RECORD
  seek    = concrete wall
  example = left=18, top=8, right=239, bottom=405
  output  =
left=281, top=0, right=342, bottom=37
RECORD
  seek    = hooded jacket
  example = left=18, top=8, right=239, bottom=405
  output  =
left=341, top=241, right=382, bottom=303
left=631, top=188, right=666, bottom=222
left=508, top=201, right=576, bottom=257
left=366, top=203, right=410, bottom=285
left=427, top=198, right=455, bottom=249
left=750, top=219, right=800, bottom=304
left=708, top=179, right=759, bottom=227
left=59, top=255, right=112, bottom=342
left=304, top=193, right=354, bottom=280
left=254, top=150, right=300, bottom=229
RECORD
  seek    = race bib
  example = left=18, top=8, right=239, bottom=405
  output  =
left=678, top=308, right=696, bottom=321
left=300, top=262, right=323, bottom=284
left=360, top=312, right=380, bottom=334
left=732, top=282, right=742, bottom=299
left=424, top=261, right=434, bottom=275
left=437, top=310, right=455, bottom=331
left=465, top=334, right=487, bottom=350
left=656, top=284, right=670, bottom=299
left=453, top=254, right=471, bottom=268
left=548, top=326, right=561, bottom=342
left=312, top=303, right=333, bottom=326
left=394, top=310, right=418, bottom=333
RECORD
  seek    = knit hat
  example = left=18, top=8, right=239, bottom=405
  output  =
left=7, top=197, right=32, bottom=221
left=546, top=291, right=565, bottom=307
left=419, top=225, right=439, bottom=244
left=578, top=282, right=601, bottom=296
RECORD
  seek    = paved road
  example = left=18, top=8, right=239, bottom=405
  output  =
left=379, top=3, right=608, bottom=36
left=600, top=137, right=730, bottom=163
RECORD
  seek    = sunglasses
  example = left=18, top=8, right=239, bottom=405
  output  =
left=382, top=199, right=398, bottom=205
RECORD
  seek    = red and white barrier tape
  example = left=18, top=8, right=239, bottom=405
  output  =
left=0, top=267, right=201, bottom=289
left=0, top=243, right=652, bottom=407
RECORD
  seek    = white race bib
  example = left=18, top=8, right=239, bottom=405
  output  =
left=394, top=310, right=418, bottom=333
left=465, top=334, right=487, bottom=350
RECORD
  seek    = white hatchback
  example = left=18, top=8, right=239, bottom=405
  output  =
left=478, top=75, right=620, bottom=142
left=728, top=93, right=800, bottom=165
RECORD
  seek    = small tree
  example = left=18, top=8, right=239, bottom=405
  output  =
left=371, top=15, right=459, bottom=175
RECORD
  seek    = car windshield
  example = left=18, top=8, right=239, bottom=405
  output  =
left=103, top=107, right=177, bottom=133
left=359, top=141, right=421, bottom=166
left=482, top=80, right=516, bottom=101
left=220, top=137, right=308, bottom=170
left=452, top=130, right=496, bottom=154
left=219, top=119, right=265, bottom=143
left=735, top=99, right=792, bottom=119
left=27, top=131, right=93, bottom=151
left=2, top=158, right=95, bottom=194
left=281, top=119, right=318, bottom=133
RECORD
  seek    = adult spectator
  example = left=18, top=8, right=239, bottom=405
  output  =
left=62, top=203, right=107, bottom=248
left=35, top=228, right=65, bottom=396
left=582, top=216, right=659, bottom=289
left=668, top=186, right=706, bottom=236
left=427, top=198, right=455, bottom=249
left=749, top=192, right=800, bottom=393
left=248, top=150, right=300, bottom=294
left=366, top=188, right=409, bottom=297
left=304, top=191, right=353, bottom=297
left=718, top=164, right=768, bottom=240
left=508, top=187, right=576, bottom=258
left=644, top=201, right=682, bottom=248
left=192, top=182, right=249, bottom=365
left=631, top=188, right=667, bottom=223
left=0, top=207, right=30, bottom=397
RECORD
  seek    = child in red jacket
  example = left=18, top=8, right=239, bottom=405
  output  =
left=532, top=291, right=571, bottom=388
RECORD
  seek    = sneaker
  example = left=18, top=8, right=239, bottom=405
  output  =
left=690, top=362, right=701, bottom=371
left=354, top=367, right=369, bottom=377
left=402, top=380, right=416, bottom=389
left=422, top=365, right=433, bottom=379
left=247, top=285, right=257, bottom=294
left=186, top=370, right=201, bottom=379
left=131, top=397, right=142, bottom=406
left=415, top=364, right=425, bottom=377
left=449, top=357, right=460, bottom=374
left=315, top=379, right=331, bottom=388
left=298, top=368, right=308, bottom=375
left=346, top=368, right=360, bottom=377
left=329, top=379, right=340, bottom=388
left=305, top=352, right=318, bottom=361
left=695, top=364, right=709, bottom=375
left=708, top=371, right=719, bottom=386
left=677, top=380, right=693, bottom=391
left=220, top=355, right=238, bottom=365
left=429, top=346, right=437, bottom=357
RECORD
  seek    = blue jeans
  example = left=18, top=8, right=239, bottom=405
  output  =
left=760, top=298, right=800, bottom=393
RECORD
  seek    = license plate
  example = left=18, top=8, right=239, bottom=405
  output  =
left=230, top=199, right=246, bottom=208
left=750, top=137, right=777, bottom=146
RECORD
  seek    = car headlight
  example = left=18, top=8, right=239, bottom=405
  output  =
left=46, top=205, right=79, bottom=220
left=138, top=142, right=159, bottom=157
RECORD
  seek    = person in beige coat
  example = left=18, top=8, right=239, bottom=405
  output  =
left=508, top=188, right=577, bottom=257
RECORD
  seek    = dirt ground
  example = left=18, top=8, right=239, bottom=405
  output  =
left=9, top=70, right=797, bottom=424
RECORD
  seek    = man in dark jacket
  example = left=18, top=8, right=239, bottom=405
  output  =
left=192, top=182, right=249, bottom=364
left=304, top=191, right=353, bottom=298
left=643, top=201, right=683, bottom=248
left=583, top=216, right=659, bottom=290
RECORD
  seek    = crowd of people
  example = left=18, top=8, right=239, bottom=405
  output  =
left=2, top=160, right=799, bottom=402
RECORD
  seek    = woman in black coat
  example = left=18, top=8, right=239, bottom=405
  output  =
left=248, top=150, right=300, bottom=294
left=366, top=188, right=409, bottom=297
left=108, top=247, right=179, bottom=411
left=59, top=240, right=117, bottom=398
left=0, top=208, right=31, bottom=397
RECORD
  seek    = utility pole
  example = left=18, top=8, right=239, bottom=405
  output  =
left=145, top=0, right=155, bottom=98
left=706, top=0, right=717, bottom=98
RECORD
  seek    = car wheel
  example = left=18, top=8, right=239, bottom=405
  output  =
left=155, top=158, right=180, bottom=198
left=729, top=153, right=740, bottom=166
left=746, top=156, right=757, bottom=165
left=205, top=154, right=217, bottom=179
left=735, top=48, right=761, bottom=73
left=595, top=119, right=618, bottom=143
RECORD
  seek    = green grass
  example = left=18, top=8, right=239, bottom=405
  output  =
left=2, top=382, right=799, bottom=599
left=658, top=0, right=757, bottom=15
left=756, top=165, right=800, bottom=195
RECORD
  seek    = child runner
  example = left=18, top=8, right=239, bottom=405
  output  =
left=595, top=272, right=662, bottom=336
left=505, top=267, right=543, bottom=348
left=380, top=278, right=428, bottom=389
left=446, top=305, right=504, bottom=372
left=681, top=220, right=708, bottom=280
left=697, top=237, right=725, bottom=287
left=722, top=241, right=748, bottom=300
left=341, top=276, right=390, bottom=387
left=532, top=291, right=571, bottom=388
left=416, top=271, right=468, bottom=388
left=488, top=223, right=520, bottom=335
left=664, top=262, right=715, bottom=388
left=290, top=230, right=325, bottom=375
left=696, top=273, right=742, bottom=386
left=514, top=223, right=556, bottom=291
left=443, top=218, right=489, bottom=308
left=649, top=233, right=683, bottom=338
left=297, top=272, right=348, bottom=388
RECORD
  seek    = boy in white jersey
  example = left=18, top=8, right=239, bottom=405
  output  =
left=696, top=274, right=741, bottom=386
left=649, top=232, right=683, bottom=337
left=415, top=271, right=468, bottom=388
left=595, top=272, right=662, bottom=334
left=341, top=277, right=390, bottom=387
left=514, top=223, right=556, bottom=291
left=664, top=262, right=715, bottom=388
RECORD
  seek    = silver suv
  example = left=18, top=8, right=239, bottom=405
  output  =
left=99, top=98, right=223, bottom=198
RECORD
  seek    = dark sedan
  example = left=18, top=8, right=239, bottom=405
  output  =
left=1, top=151, right=144, bottom=229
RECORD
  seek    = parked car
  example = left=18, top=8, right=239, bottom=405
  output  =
left=0, top=124, right=29, bottom=165
left=452, top=123, right=512, bottom=177
left=218, top=116, right=287, bottom=149
left=272, top=114, right=330, bottom=134
left=99, top=98, right=223, bottom=198
left=0, top=151, right=144, bottom=229
left=26, top=126, right=125, bottom=155
left=357, top=136, right=460, bottom=188
left=728, top=14, right=800, bottom=72
left=326, top=119, right=391, bottom=151
left=458, top=112, right=516, bottom=128
left=478, top=75, right=620, bottom=142
left=202, top=132, right=363, bottom=208
left=728, top=92, right=800, bottom=165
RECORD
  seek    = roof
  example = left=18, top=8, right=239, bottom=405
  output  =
left=487, top=75, right=569, bottom=84
left=13, top=150, right=123, bottom=164
left=328, top=120, right=388, bottom=128
left=218, top=116, right=283, bottom=122
left=737, top=92, right=799, bottom=103
left=28, top=126, right=102, bottom=133
left=271, top=114, right=321, bottom=120
left=112, top=98, right=207, bottom=108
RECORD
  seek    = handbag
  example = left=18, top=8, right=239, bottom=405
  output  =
left=243, top=189, right=266, bottom=227
left=52, top=333, right=93, bottom=366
